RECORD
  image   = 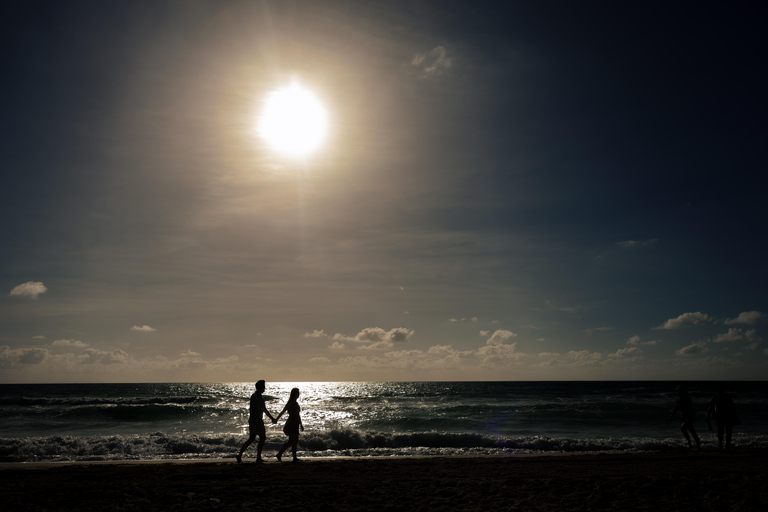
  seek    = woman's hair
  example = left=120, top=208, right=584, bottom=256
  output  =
left=289, top=387, right=300, bottom=401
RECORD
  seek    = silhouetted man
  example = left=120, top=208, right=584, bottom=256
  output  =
left=236, top=380, right=276, bottom=463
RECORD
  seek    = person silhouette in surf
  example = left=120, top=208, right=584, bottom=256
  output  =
left=275, top=387, right=304, bottom=462
left=667, top=386, right=701, bottom=450
left=706, top=384, right=739, bottom=450
left=236, top=380, right=277, bottom=463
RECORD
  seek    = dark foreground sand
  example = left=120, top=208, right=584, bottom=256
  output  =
left=2, top=450, right=767, bottom=511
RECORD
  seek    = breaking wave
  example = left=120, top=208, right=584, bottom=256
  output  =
left=3, top=429, right=767, bottom=463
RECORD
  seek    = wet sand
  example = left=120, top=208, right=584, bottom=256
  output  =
left=2, top=450, right=766, bottom=511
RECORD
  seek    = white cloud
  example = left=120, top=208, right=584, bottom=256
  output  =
left=304, top=330, right=328, bottom=338
left=32, top=335, right=46, bottom=340
left=333, top=327, right=414, bottom=350
left=608, top=347, right=642, bottom=360
left=565, top=350, right=603, bottom=364
left=130, top=325, right=156, bottom=332
left=711, top=328, right=759, bottom=343
left=486, top=330, right=517, bottom=345
left=427, top=345, right=455, bottom=356
left=1, top=346, right=50, bottom=368
left=328, top=341, right=345, bottom=350
left=412, top=45, right=452, bottom=77
left=675, top=343, right=709, bottom=356
left=724, top=311, right=764, bottom=325
left=9, top=281, right=47, bottom=299
left=52, top=339, right=89, bottom=348
left=180, top=350, right=200, bottom=357
left=385, top=350, right=424, bottom=359
left=309, top=357, right=331, bottom=363
left=478, top=330, right=521, bottom=364
left=479, top=330, right=490, bottom=337
left=616, top=239, right=659, bottom=248
left=655, top=312, right=712, bottom=329
left=627, top=336, right=660, bottom=346
left=81, top=348, right=130, bottom=365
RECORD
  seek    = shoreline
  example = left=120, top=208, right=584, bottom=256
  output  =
left=3, top=450, right=766, bottom=511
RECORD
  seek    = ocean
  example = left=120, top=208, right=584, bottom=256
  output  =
left=1, top=381, right=766, bottom=462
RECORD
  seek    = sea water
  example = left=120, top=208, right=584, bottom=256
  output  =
left=1, top=381, right=766, bottom=462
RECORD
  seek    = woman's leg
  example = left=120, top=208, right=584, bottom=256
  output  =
left=277, top=438, right=291, bottom=461
left=291, top=434, right=299, bottom=461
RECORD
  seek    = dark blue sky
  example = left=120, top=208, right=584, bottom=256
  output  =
left=2, top=0, right=766, bottom=382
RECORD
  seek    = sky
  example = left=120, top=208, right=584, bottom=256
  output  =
left=2, top=0, right=767, bottom=383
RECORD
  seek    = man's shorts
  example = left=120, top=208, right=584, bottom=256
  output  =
left=249, top=419, right=266, bottom=437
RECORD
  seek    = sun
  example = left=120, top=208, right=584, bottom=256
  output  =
left=258, top=82, right=328, bottom=158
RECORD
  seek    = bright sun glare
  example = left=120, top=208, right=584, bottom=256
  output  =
left=258, top=82, right=328, bottom=157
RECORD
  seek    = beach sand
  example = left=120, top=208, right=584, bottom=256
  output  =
left=2, top=450, right=766, bottom=511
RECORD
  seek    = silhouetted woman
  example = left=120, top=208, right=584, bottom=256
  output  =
left=707, top=384, right=739, bottom=449
left=668, top=386, right=701, bottom=450
left=276, top=387, right=304, bottom=462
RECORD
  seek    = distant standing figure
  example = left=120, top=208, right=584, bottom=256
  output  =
left=276, top=387, right=304, bottom=462
left=668, top=386, right=701, bottom=450
left=707, top=384, right=739, bottom=449
left=237, top=380, right=277, bottom=463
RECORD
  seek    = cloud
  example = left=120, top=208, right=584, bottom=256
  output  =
left=675, top=343, right=709, bottom=356
left=310, top=357, right=331, bottom=363
left=304, top=330, right=328, bottom=338
left=52, top=339, right=89, bottom=348
left=477, top=330, right=521, bottom=364
left=332, top=327, right=414, bottom=349
left=479, top=330, right=490, bottom=337
left=565, top=350, right=603, bottom=364
left=627, top=336, right=660, bottom=346
left=385, top=350, right=424, bottom=359
left=711, top=328, right=759, bottom=343
left=32, top=335, right=46, bottom=340
left=655, top=312, right=712, bottom=329
left=81, top=348, right=130, bottom=365
left=1, top=346, right=50, bottom=368
left=130, top=325, right=156, bottom=332
left=180, top=350, right=200, bottom=357
left=328, top=341, right=345, bottom=350
left=412, top=45, right=452, bottom=77
left=9, top=281, right=47, bottom=299
left=486, top=330, right=517, bottom=345
left=724, top=311, right=764, bottom=325
left=608, top=347, right=642, bottom=360
left=616, top=239, right=659, bottom=249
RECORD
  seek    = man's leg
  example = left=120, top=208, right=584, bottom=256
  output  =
left=256, top=433, right=266, bottom=461
left=237, top=433, right=256, bottom=463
